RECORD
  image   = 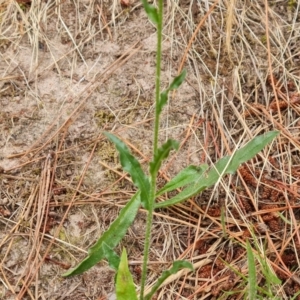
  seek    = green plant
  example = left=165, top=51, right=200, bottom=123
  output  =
left=247, top=235, right=282, bottom=299
left=221, top=231, right=282, bottom=299
left=62, top=1, right=279, bottom=299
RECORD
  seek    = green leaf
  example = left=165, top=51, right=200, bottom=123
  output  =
left=141, top=0, right=159, bottom=24
left=246, top=240, right=257, bottom=300
left=102, top=243, right=120, bottom=271
left=116, top=248, right=138, bottom=300
left=144, top=260, right=193, bottom=300
left=155, top=157, right=232, bottom=208
left=256, top=253, right=281, bottom=285
left=154, top=181, right=207, bottom=209
left=169, top=69, right=187, bottom=90
left=157, top=91, right=168, bottom=116
left=267, top=272, right=281, bottom=285
left=62, top=192, right=141, bottom=277
left=104, top=132, right=150, bottom=209
left=88, top=192, right=140, bottom=255
left=150, top=139, right=179, bottom=176
left=291, top=291, right=300, bottom=300
left=157, top=70, right=187, bottom=116
left=221, top=131, right=279, bottom=174
left=155, top=131, right=279, bottom=208
left=156, top=164, right=208, bottom=196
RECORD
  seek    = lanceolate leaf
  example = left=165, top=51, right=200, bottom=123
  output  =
left=221, top=131, right=279, bottom=174
left=140, top=0, right=159, bottom=24
left=256, top=253, right=281, bottom=285
left=169, top=69, right=187, bottom=90
left=156, top=164, right=208, bottom=196
left=154, top=179, right=207, bottom=209
left=62, top=192, right=141, bottom=277
left=155, top=131, right=279, bottom=208
left=102, top=243, right=120, bottom=271
left=104, top=132, right=150, bottom=209
left=157, top=91, right=168, bottom=116
left=116, top=249, right=138, bottom=300
left=246, top=240, right=257, bottom=300
left=150, top=139, right=179, bottom=176
left=157, top=70, right=187, bottom=116
left=144, top=260, right=193, bottom=300
left=88, top=192, right=140, bottom=254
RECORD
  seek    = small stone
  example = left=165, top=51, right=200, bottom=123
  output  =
left=0, top=198, right=9, bottom=205
left=66, top=169, right=72, bottom=176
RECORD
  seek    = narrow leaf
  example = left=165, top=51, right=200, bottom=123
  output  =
left=156, top=164, right=208, bottom=196
left=157, top=70, right=187, bottom=116
left=251, top=236, right=282, bottom=286
left=155, top=131, right=279, bottom=208
left=157, top=91, right=168, bottom=116
left=62, top=192, right=141, bottom=277
left=144, top=261, right=193, bottom=300
left=150, top=139, right=179, bottom=176
left=88, top=192, right=140, bottom=254
left=140, top=0, right=159, bottom=24
left=223, top=131, right=279, bottom=174
left=246, top=240, right=257, bottom=300
left=116, top=248, right=138, bottom=300
left=169, top=69, right=187, bottom=90
left=102, top=243, right=120, bottom=271
left=104, top=132, right=150, bottom=209
left=291, top=291, right=300, bottom=300
left=155, top=158, right=230, bottom=208
left=267, top=272, right=282, bottom=285
left=155, top=181, right=207, bottom=209
left=256, top=254, right=281, bottom=285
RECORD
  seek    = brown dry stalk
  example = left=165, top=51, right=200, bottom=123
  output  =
left=177, top=0, right=219, bottom=75
left=17, top=152, right=55, bottom=299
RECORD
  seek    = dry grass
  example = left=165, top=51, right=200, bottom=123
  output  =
left=1, top=0, right=300, bottom=299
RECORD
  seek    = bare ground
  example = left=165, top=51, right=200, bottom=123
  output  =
left=1, top=0, right=300, bottom=299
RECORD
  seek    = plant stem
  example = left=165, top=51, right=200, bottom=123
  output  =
left=140, top=1, right=163, bottom=299
left=153, top=1, right=163, bottom=157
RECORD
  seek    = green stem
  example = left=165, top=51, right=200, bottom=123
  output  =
left=139, top=178, right=156, bottom=300
left=153, top=1, right=163, bottom=156
left=140, top=1, right=163, bottom=299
